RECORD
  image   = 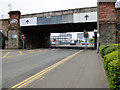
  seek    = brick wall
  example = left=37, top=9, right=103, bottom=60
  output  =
left=98, top=2, right=117, bottom=45
left=99, top=2, right=116, bottom=22
left=7, top=11, right=21, bottom=49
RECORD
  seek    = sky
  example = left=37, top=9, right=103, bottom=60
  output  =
left=0, top=0, right=98, bottom=19
left=0, top=0, right=120, bottom=18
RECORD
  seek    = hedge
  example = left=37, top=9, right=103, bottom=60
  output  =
left=100, top=44, right=120, bottom=89
left=100, top=44, right=119, bottom=58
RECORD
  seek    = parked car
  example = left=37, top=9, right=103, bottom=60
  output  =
left=81, top=42, right=85, bottom=45
left=81, top=42, right=89, bottom=45
left=85, top=43, right=90, bottom=45
left=52, top=42, right=55, bottom=45
left=70, top=40, right=76, bottom=45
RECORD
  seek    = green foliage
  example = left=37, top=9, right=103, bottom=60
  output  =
left=89, top=38, right=94, bottom=43
left=79, top=40, right=84, bottom=43
left=100, top=44, right=120, bottom=89
left=100, top=45, right=108, bottom=57
left=100, top=44, right=120, bottom=58
left=104, top=45, right=119, bottom=57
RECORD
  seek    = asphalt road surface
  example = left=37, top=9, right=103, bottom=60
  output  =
left=2, top=49, right=79, bottom=88
left=2, top=48, right=109, bottom=88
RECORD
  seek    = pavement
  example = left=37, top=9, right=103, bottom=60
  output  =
left=21, top=50, right=109, bottom=88
left=2, top=48, right=109, bottom=89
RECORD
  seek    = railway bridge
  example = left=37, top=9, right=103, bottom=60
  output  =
left=0, top=0, right=119, bottom=49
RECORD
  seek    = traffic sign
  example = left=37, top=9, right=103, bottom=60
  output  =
left=21, top=35, right=24, bottom=40
left=20, top=17, right=37, bottom=26
left=12, top=35, right=17, bottom=38
left=84, top=15, right=89, bottom=20
left=74, top=12, right=97, bottom=23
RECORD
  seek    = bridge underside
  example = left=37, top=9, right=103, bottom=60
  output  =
left=21, top=22, right=97, bottom=49
left=21, top=22, right=97, bottom=33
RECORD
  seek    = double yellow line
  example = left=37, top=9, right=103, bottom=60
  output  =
left=19, top=51, right=23, bottom=55
left=3, top=49, right=48, bottom=59
left=9, top=50, right=83, bottom=89
left=2, top=52, right=10, bottom=58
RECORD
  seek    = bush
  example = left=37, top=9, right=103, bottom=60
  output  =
left=100, top=45, right=108, bottom=57
left=100, top=44, right=120, bottom=89
left=100, top=44, right=120, bottom=57
left=104, top=44, right=119, bottom=56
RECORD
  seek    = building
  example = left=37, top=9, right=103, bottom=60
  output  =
left=60, top=33, right=66, bottom=37
left=77, top=33, right=83, bottom=40
left=50, top=36, right=68, bottom=42
left=116, top=1, right=120, bottom=7
left=67, top=34, right=72, bottom=39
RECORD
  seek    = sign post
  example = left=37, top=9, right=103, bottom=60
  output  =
left=23, top=37, right=24, bottom=49
left=21, top=35, right=24, bottom=49
left=74, top=12, right=97, bottom=23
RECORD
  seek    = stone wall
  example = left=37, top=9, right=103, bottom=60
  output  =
left=0, top=19, right=9, bottom=36
left=116, top=7, right=120, bottom=43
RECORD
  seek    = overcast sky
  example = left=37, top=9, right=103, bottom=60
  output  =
left=0, top=0, right=97, bottom=19
left=0, top=0, right=120, bottom=19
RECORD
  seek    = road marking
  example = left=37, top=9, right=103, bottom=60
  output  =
left=38, top=49, right=48, bottom=52
left=2, top=52, right=10, bottom=58
left=39, top=76, right=45, bottom=80
left=3, top=49, right=48, bottom=59
left=28, top=50, right=32, bottom=53
left=7, top=55, right=19, bottom=58
left=9, top=50, right=83, bottom=89
left=19, top=51, right=23, bottom=55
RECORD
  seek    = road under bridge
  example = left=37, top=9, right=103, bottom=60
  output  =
left=21, top=22, right=97, bottom=49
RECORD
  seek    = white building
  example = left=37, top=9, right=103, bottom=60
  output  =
left=116, top=1, right=120, bottom=7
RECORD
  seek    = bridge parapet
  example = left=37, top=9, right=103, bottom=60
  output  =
left=20, top=7, right=97, bottom=26
left=21, top=7, right=97, bottom=18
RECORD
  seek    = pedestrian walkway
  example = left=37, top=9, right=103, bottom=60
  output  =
left=22, top=50, right=109, bottom=88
